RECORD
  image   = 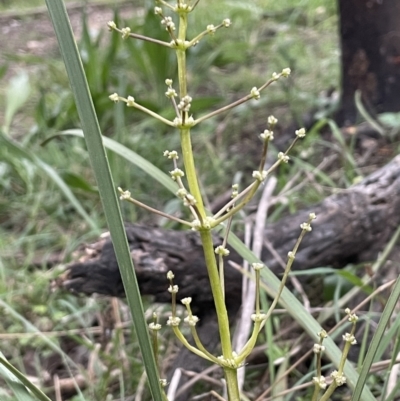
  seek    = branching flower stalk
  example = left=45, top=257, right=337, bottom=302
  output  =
left=108, top=2, right=311, bottom=399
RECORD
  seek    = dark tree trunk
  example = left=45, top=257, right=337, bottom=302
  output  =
left=338, top=0, right=400, bottom=125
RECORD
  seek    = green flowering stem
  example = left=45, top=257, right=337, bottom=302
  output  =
left=190, top=326, right=221, bottom=363
left=194, top=78, right=277, bottom=125
left=180, top=128, right=206, bottom=219
left=124, top=97, right=176, bottom=126
left=200, top=229, right=240, bottom=399
left=118, top=187, right=192, bottom=226
left=111, top=26, right=171, bottom=47
left=171, top=326, right=216, bottom=362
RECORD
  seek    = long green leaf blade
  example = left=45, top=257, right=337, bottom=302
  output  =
left=44, top=1, right=164, bottom=400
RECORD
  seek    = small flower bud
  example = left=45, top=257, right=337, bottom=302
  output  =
left=252, top=170, right=267, bottom=182
left=159, top=379, right=167, bottom=387
left=252, top=263, right=264, bottom=271
left=309, top=212, right=316, bottom=220
left=168, top=285, right=179, bottom=294
left=295, top=128, right=306, bottom=138
left=181, top=297, right=192, bottom=306
left=260, top=130, right=274, bottom=142
left=119, top=188, right=131, bottom=200
left=300, top=222, right=312, bottom=232
left=165, top=87, right=177, bottom=98
left=272, top=72, right=279, bottom=80
left=184, top=315, right=199, bottom=326
left=154, top=7, right=162, bottom=15
left=149, top=322, right=162, bottom=331
left=287, top=251, right=295, bottom=259
left=268, top=115, right=278, bottom=126
left=250, top=87, right=260, bottom=100
left=222, top=18, right=231, bottom=27
left=281, top=68, right=291, bottom=77
left=331, top=370, right=346, bottom=386
left=215, top=246, right=230, bottom=256
left=278, top=152, right=289, bottom=163
left=126, top=96, right=135, bottom=107
left=165, top=79, right=173, bottom=86
left=343, top=333, right=357, bottom=345
left=167, top=271, right=175, bottom=280
left=313, top=343, right=325, bottom=354
left=121, top=27, right=131, bottom=39
left=161, top=16, right=176, bottom=31
left=176, top=188, right=187, bottom=199
left=167, top=316, right=181, bottom=326
left=170, top=168, right=185, bottom=180
left=312, top=376, right=327, bottom=390
left=109, top=93, right=119, bottom=103
left=318, top=330, right=328, bottom=339
left=164, top=150, right=179, bottom=159
left=207, top=24, right=216, bottom=34
left=107, top=21, right=117, bottom=31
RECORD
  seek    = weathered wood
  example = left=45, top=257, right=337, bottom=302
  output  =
left=59, top=155, right=400, bottom=309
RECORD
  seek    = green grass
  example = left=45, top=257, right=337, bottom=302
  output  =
left=0, top=0, right=397, bottom=400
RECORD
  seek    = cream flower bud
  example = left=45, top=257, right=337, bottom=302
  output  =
left=281, top=68, right=291, bottom=77
left=184, top=315, right=199, bottom=326
left=300, top=222, right=312, bottom=232
left=313, top=343, right=325, bottom=354
left=260, top=130, right=274, bottom=141
left=170, top=168, right=184, bottom=180
left=312, top=376, right=327, bottom=390
left=126, top=96, right=135, bottom=107
left=278, top=152, right=289, bottom=163
left=252, top=263, right=264, bottom=271
left=272, top=72, right=279, bottom=80
left=159, top=379, right=167, bottom=387
left=167, top=271, right=174, bottom=280
left=168, top=285, right=179, bottom=294
left=251, top=313, right=267, bottom=322
left=268, top=115, right=278, bottom=126
left=295, top=128, right=306, bottom=138
left=167, top=316, right=181, bottom=326
left=154, top=7, right=162, bottom=15
left=121, top=27, right=131, bottom=39
left=331, top=371, right=346, bottom=386
left=215, top=246, right=230, bottom=256
left=149, top=322, right=162, bottom=331
left=343, top=333, right=357, bottom=345
left=252, top=170, right=267, bottom=182
left=207, top=24, right=216, bottom=34
left=309, top=212, right=316, bottom=220
left=109, top=93, right=119, bottom=103
left=222, top=18, right=231, bottom=27
left=250, top=87, right=260, bottom=99
left=107, top=21, right=117, bottom=31
left=181, top=297, right=192, bottom=305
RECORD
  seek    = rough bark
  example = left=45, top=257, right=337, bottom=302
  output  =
left=338, top=0, right=400, bottom=125
left=59, top=155, right=400, bottom=309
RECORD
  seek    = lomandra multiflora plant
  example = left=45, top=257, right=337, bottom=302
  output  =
left=108, top=1, right=316, bottom=399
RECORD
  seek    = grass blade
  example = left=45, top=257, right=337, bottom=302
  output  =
left=351, top=276, right=400, bottom=401
left=56, top=129, right=178, bottom=194
left=0, top=132, right=98, bottom=232
left=44, top=1, right=164, bottom=400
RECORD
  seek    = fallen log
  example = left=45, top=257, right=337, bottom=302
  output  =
left=59, top=155, right=400, bottom=309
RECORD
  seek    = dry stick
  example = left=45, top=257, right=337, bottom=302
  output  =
left=386, top=351, right=400, bottom=398
left=175, top=365, right=221, bottom=398
left=255, top=278, right=397, bottom=401
left=54, top=374, right=62, bottom=401
left=134, top=371, right=147, bottom=401
left=235, top=177, right=277, bottom=392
